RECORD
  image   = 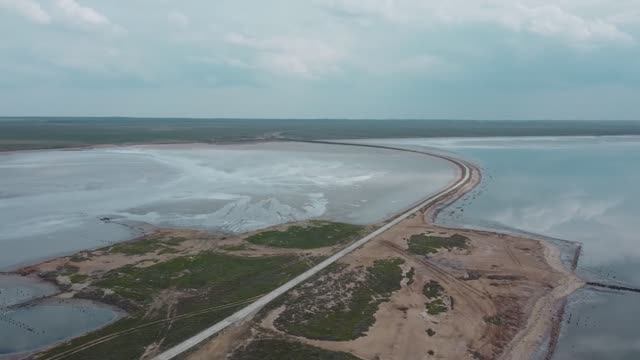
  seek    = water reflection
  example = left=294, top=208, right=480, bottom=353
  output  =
left=355, top=136, right=640, bottom=360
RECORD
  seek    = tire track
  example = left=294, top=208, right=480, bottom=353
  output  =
left=41, top=295, right=265, bottom=360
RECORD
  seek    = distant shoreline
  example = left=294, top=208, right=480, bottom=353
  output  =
left=2, top=133, right=640, bottom=154
left=2, top=117, right=640, bottom=152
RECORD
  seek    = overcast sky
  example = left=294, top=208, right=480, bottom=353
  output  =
left=1, top=0, right=639, bottom=119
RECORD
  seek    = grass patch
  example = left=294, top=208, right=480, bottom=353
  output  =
left=59, top=263, right=79, bottom=276
left=406, top=267, right=415, bottom=286
left=69, top=273, right=88, bottom=283
left=423, top=280, right=444, bottom=299
left=95, top=252, right=304, bottom=303
left=230, top=339, right=361, bottom=360
left=276, top=258, right=404, bottom=341
left=484, top=314, right=504, bottom=326
left=41, top=253, right=316, bottom=360
left=407, top=233, right=469, bottom=255
left=246, top=221, right=363, bottom=249
left=165, top=236, right=187, bottom=246
left=157, top=247, right=180, bottom=255
left=422, top=280, right=449, bottom=315
left=426, top=298, right=448, bottom=315
left=221, top=243, right=249, bottom=251
left=108, top=235, right=187, bottom=255
left=70, top=253, right=90, bottom=262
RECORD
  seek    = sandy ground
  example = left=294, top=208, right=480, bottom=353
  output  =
left=251, top=219, right=581, bottom=360
left=188, top=160, right=583, bottom=360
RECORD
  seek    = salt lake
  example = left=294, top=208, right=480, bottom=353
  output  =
left=0, top=141, right=457, bottom=357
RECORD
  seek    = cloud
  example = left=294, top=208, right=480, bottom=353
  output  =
left=2, top=0, right=640, bottom=118
left=225, top=33, right=344, bottom=78
left=495, top=4, right=634, bottom=45
left=168, top=11, right=189, bottom=28
left=319, top=0, right=635, bottom=46
left=318, top=0, right=401, bottom=20
left=54, top=0, right=111, bottom=27
left=0, top=0, right=51, bottom=24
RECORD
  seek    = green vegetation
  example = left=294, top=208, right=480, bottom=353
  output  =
left=423, top=280, right=444, bottom=299
left=406, top=267, right=415, bottom=286
left=69, top=253, right=89, bottom=262
left=426, top=328, right=436, bottom=337
left=108, top=235, right=187, bottom=255
left=41, top=252, right=316, bottom=360
left=221, top=243, right=249, bottom=251
left=426, top=298, right=448, bottom=315
left=59, top=263, right=79, bottom=276
left=422, top=280, right=449, bottom=315
left=69, top=273, right=88, bottom=283
left=407, top=233, right=469, bottom=255
left=246, top=221, right=363, bottom=249
left=276, top=258, right=404, bottom=341
left=484, top=314, right=504, bottom=326
left=95, top=252, right=305, bottom=304
left=230, top=339, right=361, bottom=360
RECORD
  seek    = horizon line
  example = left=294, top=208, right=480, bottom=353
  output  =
left=2, top=116, right=640, bottom=122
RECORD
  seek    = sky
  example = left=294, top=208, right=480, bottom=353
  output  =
left=1, top=0, right=640, bottom=119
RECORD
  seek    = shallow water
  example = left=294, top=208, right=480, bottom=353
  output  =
left=0, top=141, right=456, bottom=271
left=0, top=296, right=122, bottom=358
left=0, top=275, right=57, bottom=308
left=0, top=141, right=456, bottom=357
left=353, top=136, right=640, bottom=360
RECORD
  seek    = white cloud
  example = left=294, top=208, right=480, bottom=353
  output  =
left=168, top=11, right=189, bottom=28
left=319, top=0, right=635, bottom=46
left=187, top=55, right=255, bottom=70
left=319, top=0, right=404, bottom=21
left=0, top=0, right=51, bottom=24
left=54, top=0, right=110, bottom=27
left=225, top=33, right=344, bottom=78
left=495, top=4, right=633, bottom=45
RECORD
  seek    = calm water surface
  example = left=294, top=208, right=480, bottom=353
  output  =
left=355, top=136, right=640, bottom=360
left=0, top=293, right=122, bottom=358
